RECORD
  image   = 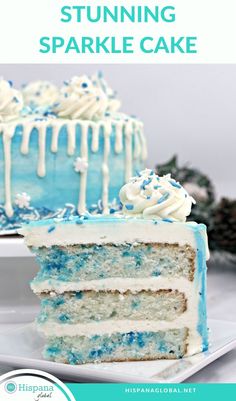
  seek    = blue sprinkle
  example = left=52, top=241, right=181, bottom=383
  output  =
left=63, top=80, right=69, bottom=86
left=76, top=218, right=84, bottom=225
left=152, top=271, right=160, bottom=277
left=154, top=185, right=161, bottom=190
left=75, top=291, right=83, bottom=300
left=126, top=332, right=136, bottom=345
left=162, top=218, right=173, bottom=223
left=58, top=314, right=70, bottom=322
left=131, top=300, right=140, bottom=309
left=89, top=349, right=103, bottom=359
left=13, top=96, right=19, bottom=103
left=64, top=93, right=68, bottom=98
left=8, top=80, right=13, bottom=87
left=48, top=225, right=56, bottom=233
left=68, top=352, right=82, bottom=365
left=169, top=180, right=182, bottom=189
left=137, top=333, right=145, bottom=348
left=141, top=178, right=152, bottom=190
left=135, top=170, right=141, bottom=177
left=54, top=297, right=65, bottom=307
left=125, top=204, right=134, bottom=211
left=47, top=346, right=60, bottom=356
left=157, top=192, right=169, bottom=204
left=110, top=208, right=116, bottom=214
left=153, top=220, right=158, bottom=225
left=81, top=82, right=88, bottom=88
left=147, top=196, right=151, bottom=200
left=149, top=170, right=154, bottom=175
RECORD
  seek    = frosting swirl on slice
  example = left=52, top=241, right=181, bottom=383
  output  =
left=22, top=81, right=59, bottom=109
left=119, top=169, right=195, bottom=222
left=0, top=79, right=23, bottom=122
left=54, top=75, right=108, bottom=120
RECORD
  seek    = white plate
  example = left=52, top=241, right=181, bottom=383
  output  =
left=0, top=319, right=235, bottom=383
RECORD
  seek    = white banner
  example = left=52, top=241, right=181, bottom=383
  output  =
left=0, top=0, right=236, bottom=63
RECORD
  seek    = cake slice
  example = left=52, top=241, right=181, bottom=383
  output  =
left=19, top=170, right=209, bottom=364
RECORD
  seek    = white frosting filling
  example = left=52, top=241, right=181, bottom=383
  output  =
left=20, top=219, right=209, bottom=261
left=54, top=76, right=108, bottom=120
left=0, top=79, right=23, bottom=122
left=36, top=276, right=202, bottom=356
left=120, top=169, right=195, bottom=222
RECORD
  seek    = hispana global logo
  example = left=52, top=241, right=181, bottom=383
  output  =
left=4, top=381, right=17, bottom=394
left=0, top=369, right=75, bottom=401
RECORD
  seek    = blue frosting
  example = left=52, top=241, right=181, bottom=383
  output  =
left=194, top=228, right=208, bottom=352
left=0, top=122, right=144, bottom=231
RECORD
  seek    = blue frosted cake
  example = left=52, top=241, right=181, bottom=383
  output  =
left=20, top=170, right=209, bottom=364
left=0, top=74, right=147, bottom=232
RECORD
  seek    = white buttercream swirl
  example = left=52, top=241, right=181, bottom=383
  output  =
left=22, top=81, right=59, bottom=108
left=119, top=169, right=196, bottom=222
left=91, top=72, right=121, bottom=112
left=0, top=79, right=23, bottom=122
left=54, top=75, right=108, bottom=120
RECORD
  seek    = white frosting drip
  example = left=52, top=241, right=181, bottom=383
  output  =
left=55, top=76, right=108, bottom=120
left=0, top=116, right=146, bottom=217
left=78, top=123, right=89, bottom=214
left=2, top=125, right=15, bottom=217
left=102, top=122, right=112, bottom=214
left=36, top=276, right=202, bottom=356
left=22, top=81, right=59, bottom=108
left=120, top=169, right=195, bottom=222
left=91, top=72, right=121, bottom=112
left=0, top=79, right=23, bottom=122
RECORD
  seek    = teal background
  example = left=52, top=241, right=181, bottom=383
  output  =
left=67, top=383, right=236, bottom=401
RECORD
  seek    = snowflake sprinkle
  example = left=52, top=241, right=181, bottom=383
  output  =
left=73, top=157, right=88, bottom=173
left=15, top=192, right=31, bottom=209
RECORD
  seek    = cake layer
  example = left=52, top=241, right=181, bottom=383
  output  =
left=44, top=329, right=189, bottom=364
left=31, top=242, right=195, bottom=289
left=38, top=290, right=187, bottom=325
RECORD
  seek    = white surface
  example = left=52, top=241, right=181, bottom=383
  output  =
left=0, top=319, right=235, bottom=383
left=0, top=236, right=31, bottom=257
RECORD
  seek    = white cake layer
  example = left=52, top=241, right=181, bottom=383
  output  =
left=20, top=219, right=209, bottom=260
left=37, top=277, right=201, bottom=356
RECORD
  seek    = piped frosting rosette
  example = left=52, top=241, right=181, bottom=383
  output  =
left=22, top=81, right=59, bottom=109
left=54, top=75, right=108, bottom=120
left=0, top=79, right=23, bottom=122
left=119, top=169, right=196, bottom=222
